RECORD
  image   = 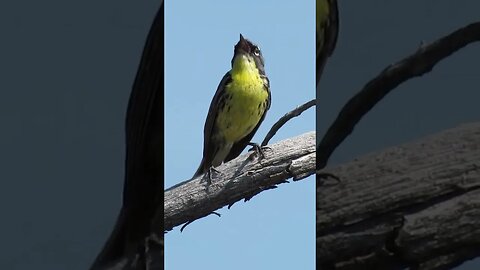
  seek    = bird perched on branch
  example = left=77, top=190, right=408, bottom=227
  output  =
left=193, top=34, right=271, bottom=179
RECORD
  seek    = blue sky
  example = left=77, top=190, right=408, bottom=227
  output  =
left=165, top=0, right=315, bottom=269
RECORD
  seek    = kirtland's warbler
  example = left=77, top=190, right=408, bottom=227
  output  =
left=193, top=34, right=271, bottom=178
left=316, top=0, right=339, bottom=81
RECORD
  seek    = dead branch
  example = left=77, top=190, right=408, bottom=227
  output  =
left=164, top=131, right=316, bottom=232
left=261, top=99, right=316, bottom=146
left=317, top=122, right=480, bottom=270
left=316, top=21, right=480, bottom=171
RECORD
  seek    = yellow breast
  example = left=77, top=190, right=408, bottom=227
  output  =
left=216, top=66, right=268, bottom=142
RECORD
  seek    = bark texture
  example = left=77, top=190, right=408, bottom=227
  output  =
left=317, top=123, right=480, bottom=270
left=164, top=131, right=316, bottom=232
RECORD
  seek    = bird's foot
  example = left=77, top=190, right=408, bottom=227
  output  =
left=247, top=142, right=271, bottom=160
left=201, top=166, right=222, bottom=185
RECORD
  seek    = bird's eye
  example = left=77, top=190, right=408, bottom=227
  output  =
left=253, top=47, right=261, bottom=56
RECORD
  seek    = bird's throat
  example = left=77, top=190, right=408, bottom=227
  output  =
left=231, top=54, right=258, bottom=81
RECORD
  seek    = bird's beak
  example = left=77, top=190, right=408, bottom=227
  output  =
left=235, top=33, right=249, bottom=54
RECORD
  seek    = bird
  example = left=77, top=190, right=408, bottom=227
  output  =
left=316, top=0, right=339, bottom=84
left=193, top=34, right=271, bottom=179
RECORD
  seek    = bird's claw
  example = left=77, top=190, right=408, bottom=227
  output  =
left=201, top=166, right=222, bottom=185
left=248, top=142, right=271, bottom=160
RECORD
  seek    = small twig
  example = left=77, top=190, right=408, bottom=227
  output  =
left=316, top=171, right=341, bottom=186
left=180, top=211, right=221, bottom=232
left=316, top=21, right=480, bottom=170
left=261, top=99, right=316, bottom=146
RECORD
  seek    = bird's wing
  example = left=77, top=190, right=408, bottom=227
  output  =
left=317, top=0, right=339, bottom=82
left=196, top=72, right=233, bottom=174
left=325, top=0, right=339, bottom=57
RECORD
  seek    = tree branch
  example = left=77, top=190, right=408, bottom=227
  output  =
left=317, top=122, right=480, bottom=269
left=164, top=131, right=316, bottom=232
left=261, top=99, right=316, bottom=146
left=316, top=21, right=480, bottom=170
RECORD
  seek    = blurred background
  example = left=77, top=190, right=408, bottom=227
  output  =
left=318, top=2, right=480, bottom=269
